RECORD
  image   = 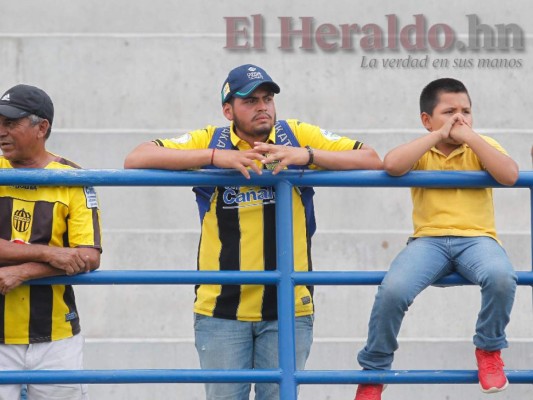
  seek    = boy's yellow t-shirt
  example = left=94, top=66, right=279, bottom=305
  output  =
left=410, top=135, right=507, bottom=241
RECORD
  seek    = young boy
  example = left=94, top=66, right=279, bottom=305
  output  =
left=354, top=78, right=518, bottom=400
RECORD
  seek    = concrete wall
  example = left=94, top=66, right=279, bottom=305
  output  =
left=1, top=1, right=532, bottom=399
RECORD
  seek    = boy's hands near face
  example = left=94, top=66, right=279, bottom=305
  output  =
left=449, top=115, right=475, bottom=144
left=435, top=113, right=466, bottom=143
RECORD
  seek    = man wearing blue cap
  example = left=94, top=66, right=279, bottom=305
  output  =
left=125, top=64, right=382, bottom=400
left=0, top=84, right=102, bottom=400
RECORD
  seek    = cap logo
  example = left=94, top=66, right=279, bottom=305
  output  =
left=222, top=82, right=231, bottom=100
left=1, top=94, right=10, bottom=101
left=246, top=69, right=264, bottom=80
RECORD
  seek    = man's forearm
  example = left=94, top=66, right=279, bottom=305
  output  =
left=0, top=240, right=92, bottom=275
left=15, top=262, right=65, bottom=281
left=0, top=240, right=51, bottom=265
left=0, top=262, right=65, bottom=295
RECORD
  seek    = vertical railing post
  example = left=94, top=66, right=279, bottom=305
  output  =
left=275, top=179, right=298, bottom=399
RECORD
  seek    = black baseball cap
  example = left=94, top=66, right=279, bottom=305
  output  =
left=221, top=64, right=280, bottom=104
left=0, top=84, right=54, bottom=125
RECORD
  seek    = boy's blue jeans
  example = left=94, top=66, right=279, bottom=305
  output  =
left=358, top=236, right=517, bottom=370
left=194, top=314, right=313, bottom=400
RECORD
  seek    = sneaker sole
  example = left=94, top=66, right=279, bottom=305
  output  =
left=479, top=379, right=509, bottom=394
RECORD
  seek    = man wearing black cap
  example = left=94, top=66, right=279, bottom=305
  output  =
left=125, top=64, right=382, bottom=400
left=0, top=84, right=102, bottom=400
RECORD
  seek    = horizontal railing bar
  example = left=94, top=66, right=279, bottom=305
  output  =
left=293, top=271, right=533, bottom=286
left=2, top=369, right=533, bottom=385
left=0, top=169, right=532, bottom=188
left=295, top=370, right=533, bottom=384
left=27, top=271, right=533, bottom=286
left=27, top=271, right=281, bottom=285
left=0, top=369, right=281, bottom=384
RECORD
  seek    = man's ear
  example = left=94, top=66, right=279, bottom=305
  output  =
left=222, top=102, right=233, bottom=121
left=37, top=119, right=50, bottom=139
left=420, top=112, right=432, bottom=132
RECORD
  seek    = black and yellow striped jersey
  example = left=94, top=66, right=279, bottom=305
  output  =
left=0, top=155, right=102, bottom=344
left=156, top=120, right=362, bottom=321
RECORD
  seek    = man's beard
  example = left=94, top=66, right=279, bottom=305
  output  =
left=233, top=114, right=277, bottom=138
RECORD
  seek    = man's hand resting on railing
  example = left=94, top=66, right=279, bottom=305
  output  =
left=0, top=264, right=35, bottom=295
left=0, top=247, right=100, bottom=294
left=0, top=239, right=92, bottom=276
left=40, top=246, right=91, bottom=275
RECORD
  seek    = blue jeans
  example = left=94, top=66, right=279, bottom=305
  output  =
left=358, top=236, right=517, bottom=370
left=194, top=314, right=314, bottom=400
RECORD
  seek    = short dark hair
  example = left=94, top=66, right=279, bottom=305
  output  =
left=419, top=78, right=471, bottom=115
left=28, top=114, right=52, bottom=139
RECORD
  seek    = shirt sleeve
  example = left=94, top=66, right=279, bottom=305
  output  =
left=287, top=120, right=363, bottom=151
left=67, top=186, right=102, bottom=250
left=153, top=126, right=215, bottom=150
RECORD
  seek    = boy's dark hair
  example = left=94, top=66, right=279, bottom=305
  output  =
left=420, top=78, right=471, bottom=115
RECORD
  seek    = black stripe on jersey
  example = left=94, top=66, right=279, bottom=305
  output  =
left=29, top=201, right=54, bottom=244
left=91, top=208, right=101, bottom=248
left=353, top=141, right=363, bottom=150
left=63, top=229, right=70, bottom=248
left=213, top=186, right=241, bottom=319
left=261, top=187, right=278, bottom=320
left=0, top=294, right=4, bottom=342
left=63, top=285, right=80, bottom=335
left=194, top=234, right=202, bottom=302
left=153, top=139, right=164, bottom=146
left=305, top=229, right=314, bottom=302
left=0, top=197, right=13, bottom=240
left=29, top=286, right=53, bottom=342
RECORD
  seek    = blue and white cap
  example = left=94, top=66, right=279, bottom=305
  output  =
left=221, top=64, right=280, bottom=104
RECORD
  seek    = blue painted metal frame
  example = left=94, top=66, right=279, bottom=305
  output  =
left=1, top=169, right=533, bottom=398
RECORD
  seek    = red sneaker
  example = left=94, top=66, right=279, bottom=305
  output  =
left=475, top=348, right=509, bottom=393
left=354, top=384, right=384, bottom=400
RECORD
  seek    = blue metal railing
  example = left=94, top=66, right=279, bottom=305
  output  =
left=1, top=169, right=533, bottom=398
